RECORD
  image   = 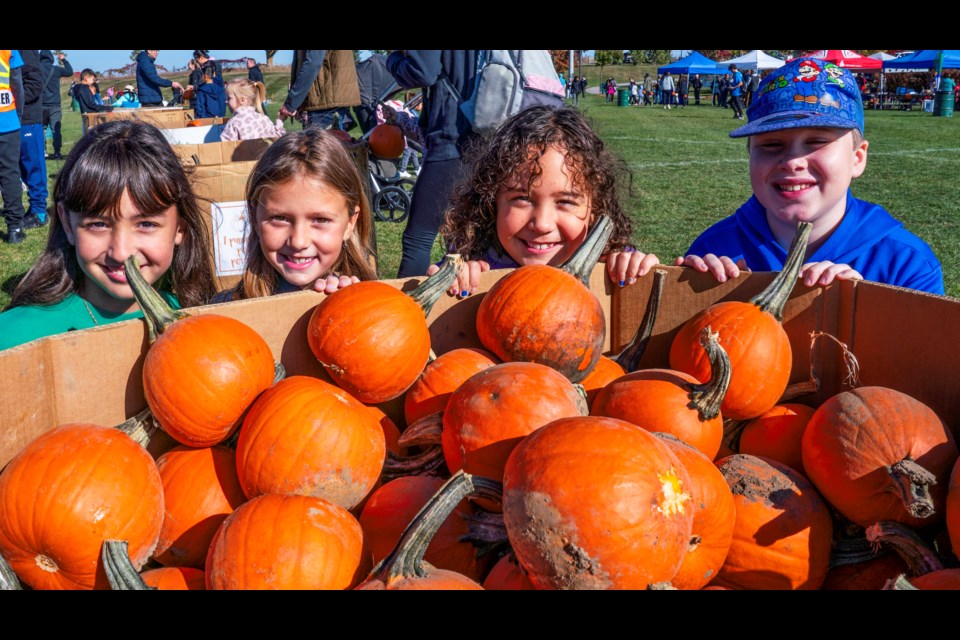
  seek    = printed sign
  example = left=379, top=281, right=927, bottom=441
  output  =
left=211, top=201, right=248, bottom=276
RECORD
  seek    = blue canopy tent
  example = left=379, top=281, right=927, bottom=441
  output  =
left=883, top=50, right=960, bottom=70
left=657, top=51, right=720, bottom=76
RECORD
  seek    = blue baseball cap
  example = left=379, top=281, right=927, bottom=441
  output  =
left=730, top=57, right=864, bottom=138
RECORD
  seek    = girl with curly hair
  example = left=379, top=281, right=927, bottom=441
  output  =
left=432, top=105, right=659, bottom=297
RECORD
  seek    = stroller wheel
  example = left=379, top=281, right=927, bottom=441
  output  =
left=373, top=185, right=411, bottom=223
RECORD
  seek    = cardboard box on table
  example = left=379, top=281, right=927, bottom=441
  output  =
left=81, top=107, right=195, bottom=132
left=2, top=265, right=959, bottom=470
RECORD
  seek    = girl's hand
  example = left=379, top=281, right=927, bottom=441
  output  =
left=604, top=248, right=660, bottom=287
left=314, top=273, right=360, bottom=294
left=426, top=259, right=491, bottom=298
left=674, top=254, right=747, bottom=283
left=800, top=261, right=863, bottom=288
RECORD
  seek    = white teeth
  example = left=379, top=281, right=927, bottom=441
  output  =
left=288, top=257, right=314, bottom=264
left=528, top=242, right=556, bottom=250
left=779, top=184, right=809, bottom=192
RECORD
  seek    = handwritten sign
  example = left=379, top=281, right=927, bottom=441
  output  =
left=210, top=201, right=249, bottom=276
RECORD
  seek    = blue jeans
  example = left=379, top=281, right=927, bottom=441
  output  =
left=19, top=124, right=48, bottom=220
left=396, top=158, right=461, bottom=278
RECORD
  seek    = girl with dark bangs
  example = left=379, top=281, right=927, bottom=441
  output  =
left=434, top=105, right=659, bottom=297
left=0, top=120, right=215, bottom=350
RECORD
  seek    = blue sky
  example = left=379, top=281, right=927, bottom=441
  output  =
left=59, top=50, right=295, bottom=73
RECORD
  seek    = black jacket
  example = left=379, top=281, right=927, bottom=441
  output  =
left=73, top=84, right=111, bottom=114
left=39, top=51, right=72, bottom=107
left=16, top=50, right=44, bottom=125
left=247, top=64, right=264, bottom=84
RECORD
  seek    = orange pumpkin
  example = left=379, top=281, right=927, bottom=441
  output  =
left=593, top=327, right=731, bottom=460
left=236, top=376, right=386, bottom=509
left=502, top=416, right=694, bottom=589
left=368, top=123, right=405, bottom=159
left=0, top=423, right=164, bottom=590
left=711, top=454, right=833, bottom=590
left=670, top=222, right=811, bottom=420
left=482, top=552, right=536, bottom=590
left=404, top=348, right=500, bottom=425
left=578, top=356, right=626, bottom=409
left=153, top=446, right=247, bottom=569
left=141, top=566, right=206, bottom=590
left=206, top=493, right=370, bottom=590
left=801, top=387, right=958, bottom=528
left=739, top=403, right=815, bottom=474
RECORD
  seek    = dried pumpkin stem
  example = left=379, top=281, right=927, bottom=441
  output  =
left=381, top=446, right=447, bottom=483
left=612, top=269, right=666, bottom=372
left=886, top=458, right=938, bottom=520
left=749, top=221, right=812, bottom=321
left=397, top=413, right=444, bottom=448
left=686, top=327, right=732, bottom=422
left=409, top=254, right=463, bottom=317
left=370, top=470, right=502, bottom=583
left=102, top=540, right=153, bottom=590
left=865, top=520, right=945, bottom=576
left=123, top=255, right=189, bottom=344
left=114, top=406, right=159, bottom=448
left=561, top=215, right=614, bottom=286
left=0, top=552, right=20, bottom=590
left=464, top=511, right=509, bottom=547
left=829, top=535, right=889, bottom=568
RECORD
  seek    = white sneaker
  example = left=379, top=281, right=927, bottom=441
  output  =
left=398, top=171, right=411, bottom=179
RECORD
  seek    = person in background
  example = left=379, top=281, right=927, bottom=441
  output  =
left=73, top=69, right=112, bottom=114
left=185, top=58, right=202, bottom=110
left=135, top=50, right=183, bottom=107
left=246, top=58, right=268, bottom=113
left=193, top=50, right=225, bottom=116
left=660, top=71, right=675, bottom=110
left=40, top=50, right=71, bottom=161
left=220, top=78, right=285, bottom=141
left=16, top=50, right=48, bottom=231
left=279, top=50, right=360, bottom=131
left=642, top=72, right=653, bottom=106
left=677, top=74, right=689, bottom=109
left=111, top=85, right=140, bottom=109
left=692, top=73, right=703, bottom=105
left=1, top=49, right=25, bottom=244
left=728, top=63, right=745, bottom=120
left=194, top=66, right=226, bottom=119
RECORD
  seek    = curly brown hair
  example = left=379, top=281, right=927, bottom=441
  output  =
left=441, top=106, right=634, bottom=262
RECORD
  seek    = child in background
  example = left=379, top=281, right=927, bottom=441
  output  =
left=111, top=85, right=141, bottom=109
left=380, top=98, right=422, bottom=178
left=220, top=78, right=286, bottom=141
left=194, top=67, right=226, bottom=119
left=432, top=105, right=659, bottom=297
left=0, top=120, right=216, bottom=350
left=676, top=57, right=944, bottom=295
left=73, top=69, right=112, bottom=114
left=213, top=128, right=377, bottom=301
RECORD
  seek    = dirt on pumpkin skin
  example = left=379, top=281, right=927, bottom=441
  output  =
left=718, top=455, right=798, bottom=508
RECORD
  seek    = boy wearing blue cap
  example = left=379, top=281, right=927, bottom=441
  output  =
left=676, top=57, right=945, bottom=295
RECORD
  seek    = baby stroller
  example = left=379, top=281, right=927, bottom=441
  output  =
left=358, top=83, right=423, bottom=223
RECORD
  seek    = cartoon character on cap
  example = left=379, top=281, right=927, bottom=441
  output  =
left=821, top=63, right=845, bottom=108
left=792, top=59, right=821, bottom=103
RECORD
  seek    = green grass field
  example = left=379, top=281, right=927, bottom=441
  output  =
left=2, top=67, right=958, bottom=309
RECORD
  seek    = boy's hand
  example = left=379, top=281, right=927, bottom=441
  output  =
left=427, top=259, right=491, bottom=299
left=674, top=254, right=747, bottom=283
left=603, top=248, right=660, bottom=287
left=314, top=273, right=360, bottom=294
left=800, top=261, right=863, bottom=287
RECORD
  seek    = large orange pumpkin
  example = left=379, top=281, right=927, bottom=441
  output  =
left=307, top=257, right=460, bottom=404
left=368, top=123, right=406, bottom=159
left=141, top=566, right=206, bottom=590
left=236, top=376, right=386, bottom=510
left=801, top=387, right=958, bottom=528
left=502, top=416, right=694, bottom=589
left=475, top=217, right=612, bottom=383
left=670, top=222, right=811, bottom=420
left=153, top=446, right=247, bottom=568
left=124, top=256, right=276, bottom=447
left=206, top=493, right=370, bottom=590
left=711, top=454, right=833, bottom=590
left=0, top=423, right=164, bottom=590
left=482, top=552, right=536, bottom=590
left=739, top=403, right=815, bottom=474
left=404, top=348, right=500, bottom=425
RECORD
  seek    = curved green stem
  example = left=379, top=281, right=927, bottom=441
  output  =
left=409, top=254, right=463, bottom=317
left=686, top=327, right=732, bottom=422
left=124, top=255, right=188, bottom=344
left=612, top=269, right=666, bottom=372
left=561, top=215, right=614, bottom=286
left=749, top=221, right=812, bottom=320
left=102, top=540, right=154, bottom=590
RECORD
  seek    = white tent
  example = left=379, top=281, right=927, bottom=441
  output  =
left=868, top=52, right=896, bottom=61
left=717, top=50, right=786, bottom=71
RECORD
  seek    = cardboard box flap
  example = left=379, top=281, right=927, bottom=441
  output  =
left=176, top=139, right=273, bottom=166
left=82, top=108, right=195, bottom=132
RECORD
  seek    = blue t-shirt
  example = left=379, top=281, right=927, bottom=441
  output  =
left=730, top=71, right=743, bottom=97
left=687, top=191, right=945, bottom=295
left=0, top=50, right=24, bottom=133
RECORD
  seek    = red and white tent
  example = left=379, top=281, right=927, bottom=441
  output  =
left=804, top=50, right=883, bottom=70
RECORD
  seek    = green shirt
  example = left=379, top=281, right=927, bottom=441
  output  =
left=0, top=291, right=180, bottom=352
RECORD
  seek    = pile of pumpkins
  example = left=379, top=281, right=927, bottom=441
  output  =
left=1, top=219, right=959, bottom=590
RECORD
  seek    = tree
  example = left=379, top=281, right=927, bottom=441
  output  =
left=594, top=50, right=620, bottom=78
left=641, top=50, right=672, bottom=65
left=549, top=50, right=574, bottom=77
left=265, top=50, right=278, bottom=67
left=630, top=50, right=643, bottom=66
left=130, top=50, right=142, bottom=62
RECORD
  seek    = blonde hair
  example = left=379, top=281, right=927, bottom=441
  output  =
left=230, top=129, right=378, bottom=300
left=226, top=78, right=267, bottom=114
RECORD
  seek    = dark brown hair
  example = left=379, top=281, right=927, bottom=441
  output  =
left=442, top=105, right=634, bottom=262
left=7, top=120, right=216, bottom=310
left=229, top=128, right=378, bottom=300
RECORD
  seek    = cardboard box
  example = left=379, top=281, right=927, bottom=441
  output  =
left=81, top=107, right=195, bottom=132
left=161, top=124, right=226, bottom=146
left=2, top=266, right=959, bottom=470
left=175, top=139, right=273, bottom=166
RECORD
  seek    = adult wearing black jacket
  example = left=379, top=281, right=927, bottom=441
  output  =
left=247, top=58, right=264, bottom=84
left=40, top=50, right=71, bottom=161
left=135, top=50, right=182, bottom=107
left=16, top=50, right=47, bottom=229
left=385, top=50, right=479, bottom=278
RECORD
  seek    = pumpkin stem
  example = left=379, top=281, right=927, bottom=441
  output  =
left=749, top=221, right=812, bottom=321
left=719, top=418, right=748, bottom=455
left=865, top=520, right=945, bottom=576
left=114, top=406, right=160, bottom=448
left=409, top=254, right=463, bottom=317
left=829, top=535, right=891, bottom=568
left=397, top=413, right=443, bottom=448
left=686, top=327, right=732, bottom=422
left=273, top=361, right=286, bottom=384
left=123, top=255, right=189, bottom=343
left=885, top=458, right=938, bottom=520
left=102, top=540, right=154, bottom=590
left=883, top=574, right=920, bottom=590
left=0, top=551, right=20, bottom=590
left=612, top=269, right=666, bottom=372
left=561, top=215, right=614, bottom=286
left=463, top=511, right=511, bottom=559
left=381, top=447, right=447, bottom=483
left=367, top=470, right=502, bottom=584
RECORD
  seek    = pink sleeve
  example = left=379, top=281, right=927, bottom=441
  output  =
left=220, top=119, right=240, bottom=141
